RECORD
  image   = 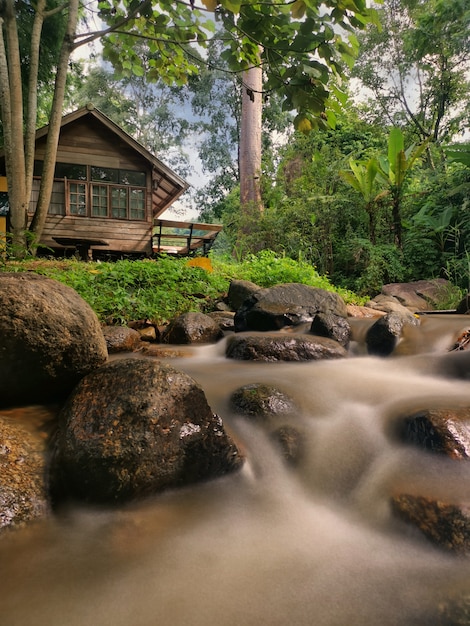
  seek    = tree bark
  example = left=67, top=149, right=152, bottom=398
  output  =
left=24, top=0, right=47, bottom=208
left=30, top=0, right=80, bottom=239
left=239, top=63, right=263, bottom=213
left=0, top=0, right=28, bottom=248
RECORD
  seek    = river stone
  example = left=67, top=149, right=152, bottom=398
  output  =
left=227, top=279, right=261, bottom=311
left=102, top=326, right=142, bottom=353
left=366, top=311, right=420, bottom=356
left=380, top=279, right=452, bottom=311
left=0, top=272, right=108, bottom=408
left=399, top=408, right=470, bottom=459
left=226, top=333, right=347, bottom=362
left=234, top=283, right=348, bottom=332
left=310, top=313, right=351, bottom=348
left=456, top=294, right=470, bottom=314
left=391, top=494, right=470, bottom=555
left=366, top=294, right=417, bottom=316
left=229, top=383, right=297, bottom=420
left=161, top=312, right=224, bottom=344
left=50, top=358, right=243, bottom=504
left=206, top=311, right=236, bottom=332
left=0, top=414, right=50, bottom=533
left=271, top=425, right=304, bottom=466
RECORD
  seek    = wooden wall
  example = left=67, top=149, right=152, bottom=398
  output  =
left=32, top=116, right=154, bottom=256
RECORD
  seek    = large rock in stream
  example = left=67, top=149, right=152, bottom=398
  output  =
left=392, top=406, right=470, bottom=556
left=234, top=283, right=348, bottom=332
left=226, top=333, right=348, bottom=362
left=0, top=412, right=50, bottom=533
left=0, top=273, right=108, bottom=408
left=50, top=358, right=243, bottom=504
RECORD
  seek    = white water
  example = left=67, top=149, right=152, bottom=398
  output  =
left=1, top=316, right=470, bottom=625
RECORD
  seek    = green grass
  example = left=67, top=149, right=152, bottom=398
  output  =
left=2, top=251, right=367, bottom=325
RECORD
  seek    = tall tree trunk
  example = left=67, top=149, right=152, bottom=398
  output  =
left=239, top=63, right=263, bottom=213
left=24, top=0, right=46, bottom=208
left=0, top=0, right=28, bottom=250
left=30, top=0, right=80, bottom=240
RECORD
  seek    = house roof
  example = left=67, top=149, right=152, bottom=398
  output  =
left=34, top=104, right=190, bottom=216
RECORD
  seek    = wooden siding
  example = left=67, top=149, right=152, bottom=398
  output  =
left=39, top=215, right=152, bottom=255
left=35, top=118, right=150, bottom=172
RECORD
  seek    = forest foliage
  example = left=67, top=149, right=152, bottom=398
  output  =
left=1, top=0, right=469, bottom=297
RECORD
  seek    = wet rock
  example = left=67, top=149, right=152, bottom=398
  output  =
left=391, top=494, right=470, bottom=555
left=271, top=425, right=304, bottom=466
left=0, top=273, right=108, bottom=408
left=229, top=383, right=297, bottom=420
left=234, top=283, right=348, bottom=332
left=378, top=279, right=452, bottom=312
left=226, top=333, right=347, bottom=362
left=50, top=358, right=243, bottom=504
left=141, top=345, right=194, bottom=358
left=227, top=279, right=261, bottom=311
left=346, top=304, right=385, bottom=319
left=206, top=310, right=236, bottom=332
left=0, top=414, right=50, bottom=533
left=161, top=312, right=224, bottom=345
left=456, top=294, right=470, bottom=315
left=310, top=313, right=351, bottom=348
left=366, top=294, right=418, bottom=316
left=366, top=311, right=420, bottom=356
left=102, top=326, right=142, bottom=353
left=449, top=328, right=470, bottom=352
left=400, top=408, right=470, bottom=459
left=138, top=326, right=158, bottom=342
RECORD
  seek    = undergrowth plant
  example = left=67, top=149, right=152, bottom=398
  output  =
left=3, top=250, right=368, bottom=325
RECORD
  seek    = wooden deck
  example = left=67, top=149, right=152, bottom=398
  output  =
left=153, top=219, right=222, bottom=256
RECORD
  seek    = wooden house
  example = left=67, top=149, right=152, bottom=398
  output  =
left=1, top=104, right=222, bottom=259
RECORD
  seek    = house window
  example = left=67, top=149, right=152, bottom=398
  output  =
left=91, top=166, right=119, bottom=184
left=66, top=168, right=147, bottom=221
left=55, top=163, right=87, bottom=180
left=130, top=188, right=145, bottom=220
left=111, top=187, right=127, bottom=219
left=33, top=161, right=147, bottom=220
left=69, top=183, right=86, bottom=215
left=91, top=185, right=108, bottom=217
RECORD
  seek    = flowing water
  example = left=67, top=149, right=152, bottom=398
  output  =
left=2, top=315, right=470, bottom=625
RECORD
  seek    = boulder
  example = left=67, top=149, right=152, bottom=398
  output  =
left=226, top=333, right=347, bottom=362
left=0, top=414, right=50, bottom=533
left=366, top=311, right=420, bottom=356
left=310, top=313, right=351, bottom=348
left=49, top=358, right=243, bottom=504
left=449, top=328, right=470, bottom=352
left=161, top=312, right=224, bottom=345
left=456, top=294, right=470, bottom=315
left=227, top=279, right=261, bottom=311
left=229, top=383, right=297, bottom=420
left=234, top=283, right=348, bottom=332
left=102, top=326, right=142, bottom=353
left=379, top=279, right=452, bottom=311
left=399, top=408, right=470, bottom=459
left=206, top=310, right=236, bottom=332
left=346, top=304, right=385, bottom=319
left=391, top=494, right=470, bottom=555
left=0, top=273, right=108, bottom=408
left=366, top=294, right=418, bottom=316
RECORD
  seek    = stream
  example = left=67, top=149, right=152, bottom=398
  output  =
left=1, top=314, right=470, bottom=625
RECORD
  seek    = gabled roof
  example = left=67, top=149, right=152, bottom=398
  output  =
left=35, top=104, right=190, bottom=215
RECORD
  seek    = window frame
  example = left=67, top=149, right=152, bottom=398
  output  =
left=46, top=162, right=148, bottom=221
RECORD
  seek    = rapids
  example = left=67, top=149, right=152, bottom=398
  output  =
left=1, top=315, right=470, bottom=625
